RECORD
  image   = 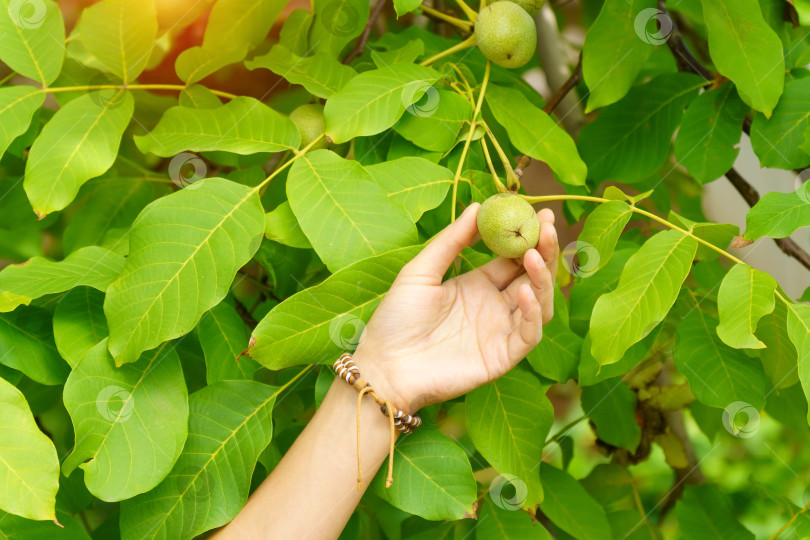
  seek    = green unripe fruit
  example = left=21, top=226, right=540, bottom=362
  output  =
left=477, top=193, right=539, bottom=258
left=492, top=0, right=546, bottom=16
left=474, top=1, right=537, bottom=69
left=289, top=104, right=329, bottom=151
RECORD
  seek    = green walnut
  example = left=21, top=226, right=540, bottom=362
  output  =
left=492, top=0, right=546, bottom=16
left=289, top=104, right=329, bottom=151
left=477, top=193, right=540, bottom=258
left=474, top=1, right=537, bottom=69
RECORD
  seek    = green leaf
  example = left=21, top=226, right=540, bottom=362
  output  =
left=119, top=380, right=278, bottom=539
left=0, top=0, right=65, bottom=85
left=675, top=83, right=747, bottom=184
left=175, top=0, right=287, bottom=84
left=393, top=0, right=422, bottom=17
left=394, top=89, right=472, bottom=153
left=366, top=157, right=454, bottom=221
left=53, top=287, right=108, bottom=368
left=62, top=340, right=188, bottom=502
left=465, top=368, right=553, bottom=509
left=579, top=328, right=660, bottom=386
left=476, top=500, right=553, bottom=540
left=753, top=77, right=810, bottom=168
left=0, top=307, right=69, bottom=385
left=264, top=201, right=312, bottom=249
left=581, top=378, right=641, bottom=451
left=0, top=376, right=59, bottom=521
left=674, top=484, right=754, bottom=539
left=716, top=264, right=777, bottom=349
left=743, top=182, right=810, bottom=240
left=785, top=302, right=810, bottom=423
left=673, top=307, right=768, bottom=410
left=0, top=86, right=44, bottom=160
left=527, top=316, right=582, bottom=383
left=287, top=150, right=418, bottom=271
left=309, top=0, right=369, bottom=57
left=527, top=288, right=581, bottom=382
left=538, top=463, right=611, bottom=540
left=702, top=0, right=785, bottom=116
left=246, top=45, right=357, bottom=99
left=197, top=299, right=260, bottom=384
left=372, top=427, right=476, bottom=520
left=0, top=291, right=30, bottom=313
left=372, top=39, right=425, bottom=67
left=591, top=231, right=698, bottom=365
left=0, top=247, right=124, bottom=310
left=104, top=177, right=265, bottom=365
left=77, top=0, right=157, bottom=83
left=324, top=63, right=441, bottom=144
left=757, top=300, right=799, bottom=389
left=23, top=91, right=134, bottom=216
left=578, top=200, right=633, bottom=274
left=578, top=73, right=703, bottom=183
left=249, top=245, right=421, bottom=368
left=180, top=85, right=223, bottom=109
left=134, top=96, right=300, bottom=157
left=0, top=509, right=90, bottom=539
left=486, top=84, right=587, bottom=186
left=668, top=212, right=739, bottom=261
left=582, top=0, right=656, bottom=111
left=279, top=9, right=312, bottom=56
left=62, top=178, right=155, bottom=254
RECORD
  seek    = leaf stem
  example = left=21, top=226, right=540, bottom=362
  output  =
left=451, top=60, right=490, bottom=221
left=481, top=121, right=519, bottom=190
left=419, top=4, right=474, bottom=31
left=520, top=193, right=793, bottom=306
left=256, top=134, right=326, bottom=192
left=0, top=71, right=16, bottom=86
left=768, top=500, right=810, bottom=540
left=40, top=83, right=238, bottom=100
left=420, top=35, right=477, bottom=67
left=480, top=137, right=508, bottom=193
left=544, top=414, right=587, bottom=447
left=454, top=0, right=478, bottom=22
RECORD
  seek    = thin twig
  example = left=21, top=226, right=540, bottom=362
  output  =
left=233, top=297, right=258, bottom=329
left=543, top=52, right=582, bottom=115
left=343, top=0, right=388, bottom=64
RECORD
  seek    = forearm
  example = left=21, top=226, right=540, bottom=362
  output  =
left=214, top=372, right=398, bottom=540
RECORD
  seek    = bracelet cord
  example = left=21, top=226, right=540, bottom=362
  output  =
left=332, top=353, right=422, bottom=490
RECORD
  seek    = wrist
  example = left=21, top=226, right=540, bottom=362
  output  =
left=349, top=346, right=418, bottom=415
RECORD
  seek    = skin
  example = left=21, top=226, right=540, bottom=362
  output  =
left=212, top=204, right=558, bottom=540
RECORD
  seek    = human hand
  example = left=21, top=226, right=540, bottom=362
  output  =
left=352, top=202, right=558, bottom=414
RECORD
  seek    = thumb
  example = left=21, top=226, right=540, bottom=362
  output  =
left=399, top=203, right=480, bottom=285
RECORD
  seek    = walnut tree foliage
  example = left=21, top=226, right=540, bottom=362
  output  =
left=1, top=0, right=810, bottom=538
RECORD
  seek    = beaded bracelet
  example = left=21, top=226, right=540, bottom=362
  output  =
left=333, top=353, right=422, bottom=433
left=332, top=352, right=422, bottom=489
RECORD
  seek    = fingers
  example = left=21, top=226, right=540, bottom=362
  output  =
left=509, top=284, right=543, bottom=356
left=504, top=248, right=554, bottom=323
left=538, top=219, right=559, bottom=284
left=524, top=248, right=554, bottom=323
left=399, top=203, right=480, bottom=285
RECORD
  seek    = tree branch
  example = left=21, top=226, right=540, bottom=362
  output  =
left=543, top=52, right=582, bottom=115
left=661, top=0, right=810, bottom=274
left=234, top=297, right=259, bottom=329
left=343, top=0, right=388, bottom=65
